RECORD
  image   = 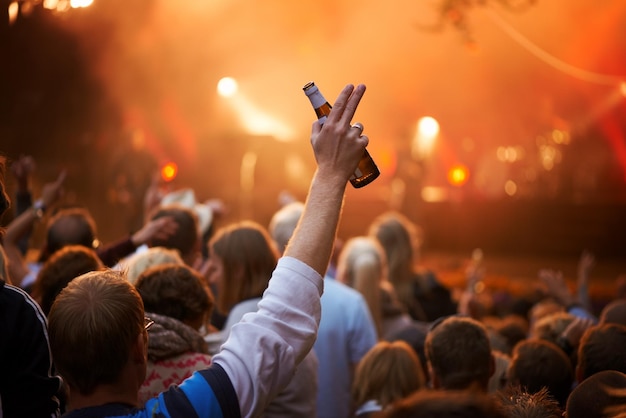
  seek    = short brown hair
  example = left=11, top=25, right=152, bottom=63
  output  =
left=135, top=264, right=213, bottom=326
left=566, top=370, right=626, bottom=418
left=31, top=245, right=104, bottom=315
left=507, top=338, right=573, bottom=406
left=383, top=389, right=506, bottom=418
left=577, top=323, right=626, bottom=381
left=149, top=204, right=199, bottom=260
left=48, top=270, right=144, bottom=395
left=425, top=316, right=493, bottom=390
left=353, top=340, right=426, bottom=409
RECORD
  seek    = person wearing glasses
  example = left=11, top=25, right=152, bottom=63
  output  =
left=134, top=264, right=215, bottom=403
left=46, top=83, right=370, bottom=418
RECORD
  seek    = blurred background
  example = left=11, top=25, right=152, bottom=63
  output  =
left=1, top=0, right=625, bottom=289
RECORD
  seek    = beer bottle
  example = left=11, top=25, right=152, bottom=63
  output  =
left=303, top=81, right=380, bottom=188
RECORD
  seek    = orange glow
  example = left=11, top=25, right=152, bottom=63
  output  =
left=375, top=145, right=397, bottom=179
left=161, top=162, right=178, bottom=182
left=447, top=164, right=469, bottom=187
left=70, top=0, right=93, bottom=8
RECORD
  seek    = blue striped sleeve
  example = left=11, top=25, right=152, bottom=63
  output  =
left=150, top=363, right=239, bottom=418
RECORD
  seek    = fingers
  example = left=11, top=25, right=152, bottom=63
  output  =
left=327, top=84, right=366, bottom=125
left=351, top=122, right=364, bottom=134
left=341, top=84, right=366, bottom=126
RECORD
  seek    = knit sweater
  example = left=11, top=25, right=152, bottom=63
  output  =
left=139, top=312, right=212, bottom=403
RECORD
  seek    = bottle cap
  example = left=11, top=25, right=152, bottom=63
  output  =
left=303, top=81, right=319, bottom=96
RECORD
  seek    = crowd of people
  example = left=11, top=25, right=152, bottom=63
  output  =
left=1, top=83, right=626, bottom=418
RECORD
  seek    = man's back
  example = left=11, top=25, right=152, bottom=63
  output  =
left=0, top=279, right=62, bottom=417
left=314, top=277, right=377, bottom=418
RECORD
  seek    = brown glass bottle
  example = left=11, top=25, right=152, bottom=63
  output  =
left=303, top=81, right=380, bottom=188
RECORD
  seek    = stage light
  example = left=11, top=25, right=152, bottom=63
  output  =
left=447, top=164, right=469, bottom=187
left=418, top=116, right=440, bottom=139
left=412, top=116, right=440, bottom=159
left=161, top=162, right=178, bottom=182
left=70, top=0, right=93, bottom=8
left=217, top=77, right=238, bottom=98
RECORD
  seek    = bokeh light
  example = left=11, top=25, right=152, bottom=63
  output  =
left=161, top=162, right=178, bottom=182
left=217, top=77, right=239, bottom=98
left=447, top=164, right=469, bottom=187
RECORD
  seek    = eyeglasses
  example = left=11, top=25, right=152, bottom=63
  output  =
left=144, top=317, right=155, bottom=331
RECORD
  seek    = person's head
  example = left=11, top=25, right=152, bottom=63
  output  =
left=507, top=338, right=574, bottom=407
left=268, top=201, right=304, bottom=255
left=149, top=204, right=200, bottom=264
left=135, top=264, right=214, bottom=331
left=42, top=207, right=98, bottom=262
left=495, top=386, right=562, bottom=418
left=124, top=246, right=185, bottom=285
left=530, top=311, right=575, bottom=346
left=600, top=299, right=626, bottom=326
left=566, top=370, right=626, bottom=418
left=336, top=236, right=386, bottom=337
left=368, top=211, right=422, bottom=284
left=382, top=389, right=506, bottom=418
left=528, top=299, right=565, bottom=328
left=425, top=315, right=494, bottom=391
left=31, top=245, right=104, bottom=315
left=48, top=270, right=147, bottom=397
left=207, top=221, right=278, bottom=314
left=353, top=340, right=426, bottom=410
left=577, top=323, right=626, bottom=382
left=389, top=322, right=429, bottom=382
left=493, top=314, right=529, bottom=356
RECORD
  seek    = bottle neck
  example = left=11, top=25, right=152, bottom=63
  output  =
left=304, top=85, right=329, bottom=110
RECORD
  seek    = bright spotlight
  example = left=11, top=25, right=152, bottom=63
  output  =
left=8, top=2, right=18, bottom=25
left=70, top=0, right=93, bottom=8
left=418, top=116, right=440, bottom=139
left=412, top=116, right=440, bottom=159
left=217, top=77, right=238, bottom=98
left=621, top=81, right=626, bottom=97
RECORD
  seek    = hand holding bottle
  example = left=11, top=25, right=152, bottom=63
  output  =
left=309, top=84, right=370, bottom=187
left=304, top=82, right=380, bottom=188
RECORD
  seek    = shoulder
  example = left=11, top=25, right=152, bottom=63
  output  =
left=323, top=277, right=365, bottom=299
left=1, top=280, right=46, bottom=321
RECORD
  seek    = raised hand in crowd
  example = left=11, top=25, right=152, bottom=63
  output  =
left=3, top=170, right=66, bottom=287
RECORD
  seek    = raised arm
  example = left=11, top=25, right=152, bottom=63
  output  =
left=209, top=84, right=368, bottom=418
left=285, top=83, right=368, bottom=275
left=3, top=171, right=65, bottom=287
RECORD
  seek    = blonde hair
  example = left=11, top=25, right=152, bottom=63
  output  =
left=352, top=340, right=426, bottom=409
left=124, top=247, right=184, bottom=285
left=337, top=236, right=387, bottom=338
left=268, top=201, right=304, bottom=254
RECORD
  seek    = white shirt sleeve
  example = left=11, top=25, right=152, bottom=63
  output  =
left=211, top=256, right=323, bottom=418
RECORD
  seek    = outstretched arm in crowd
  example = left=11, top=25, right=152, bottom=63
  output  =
left=10, top=155, right=36, bottom=255
left=539, top=268, right=597, bottom=323
left=576, top=250, right=594, bottom=312
left=211, top=83, right=368, bottom=417
left=3, top=171, right=65, bottom=287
